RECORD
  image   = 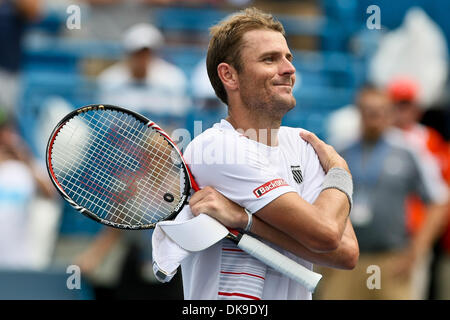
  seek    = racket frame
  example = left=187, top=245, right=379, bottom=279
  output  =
left=46, top=104, right=191, bottom=230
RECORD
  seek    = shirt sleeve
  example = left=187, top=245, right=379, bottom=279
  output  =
left=408, top=148, right=448, bottom=205
left=299, top=135, right=326, bottom=204
left=184, top=131, right=296, bottom=213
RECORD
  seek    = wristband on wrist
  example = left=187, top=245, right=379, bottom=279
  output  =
left=244, top=208, right=253, bottom=232
left=321, top=167, right=353, bottom=213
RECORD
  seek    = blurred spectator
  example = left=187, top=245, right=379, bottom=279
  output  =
left=0, top=114, right=55, bottom=269
left=315, top=86, right=448, bottom=300
left=0, top=0, right=41, bottom=115
left=387, top=77, right=450, bottom=299
left=97, top=23, right=190, bottom=125
left=328, top=7, right=449, bottom=151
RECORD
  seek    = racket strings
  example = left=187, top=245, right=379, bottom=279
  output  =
left=50, top=109, right=187, bottom=227
left=56, top=111, right=181, bottom=226
left=52, top=114, right=148, bottom=225
left=87, top=111, right=184, bottom=224
left=101, top=115, right=185, bottom=220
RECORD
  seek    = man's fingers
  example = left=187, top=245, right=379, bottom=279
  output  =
left=189, top=202, right=206, bottom=217
left=299, top=130, right=319, bottom=146
left=189, top=186, right=217, bottom=214
left=189, top=188, right=210, bottom=207
left=300, top=130, right=328, bottom=153
left=300, top=130, right=329, bottom=156
left=300, top=130, right=349, bottom=173
left=190, top=197, right=218, bottom=218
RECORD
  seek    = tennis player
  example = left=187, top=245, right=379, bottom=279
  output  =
left=156, top=7, right=359, bottom=300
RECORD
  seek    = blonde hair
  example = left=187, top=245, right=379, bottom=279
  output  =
left=206, top=7, right=285, bottom=104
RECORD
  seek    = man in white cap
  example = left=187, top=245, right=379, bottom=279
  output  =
left=98, top=23, right=190, bottom=118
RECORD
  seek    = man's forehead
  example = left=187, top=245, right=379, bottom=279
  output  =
left=360, top=95, right=391, bottom=111
left=241, top=29, right=289, bottom=52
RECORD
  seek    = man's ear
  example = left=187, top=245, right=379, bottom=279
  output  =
left=217, top=62, right=239, bottom=91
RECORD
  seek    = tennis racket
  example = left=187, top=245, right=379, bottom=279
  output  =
left=46, top=104, right=322, bottom=292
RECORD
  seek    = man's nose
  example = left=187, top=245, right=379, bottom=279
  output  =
left=280, top=57, right=296, bottom=75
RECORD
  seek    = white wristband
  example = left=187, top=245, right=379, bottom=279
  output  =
left=244, top=208, right=253, bottom=232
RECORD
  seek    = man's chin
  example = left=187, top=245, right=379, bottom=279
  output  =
left=276, top=95, right=296, bottom=111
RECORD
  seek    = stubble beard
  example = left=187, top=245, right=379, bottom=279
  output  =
left=240, top=86, right=296, bottom=124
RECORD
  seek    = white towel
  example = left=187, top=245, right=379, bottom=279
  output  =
left=151, top=206, right=193, bottom=283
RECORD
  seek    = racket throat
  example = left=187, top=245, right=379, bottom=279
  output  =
left=226, top=229, right=242, bottom=242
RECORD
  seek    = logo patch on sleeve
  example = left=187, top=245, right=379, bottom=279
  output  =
left=253, top=179, right=289, bottom=198
left=290, top=165, right=303, bottom=184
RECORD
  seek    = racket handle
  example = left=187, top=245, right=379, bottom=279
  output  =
left=237, top=234, right=322, bottom=292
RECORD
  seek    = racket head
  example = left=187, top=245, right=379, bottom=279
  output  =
left=46, top=104, right=191, bottom=229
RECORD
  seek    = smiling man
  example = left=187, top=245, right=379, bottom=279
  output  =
left=153, top=7, right=358, bottom=300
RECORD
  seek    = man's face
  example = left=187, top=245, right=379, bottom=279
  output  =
left=358, top=91, right=392, bottom=141
left=393, top=101, right=420, bottom=130
left=128, top=48, right=151, bottom=80
left=236, top=29, right=296, bottom=119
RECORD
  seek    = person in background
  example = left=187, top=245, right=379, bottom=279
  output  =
left=0, top=0, right=41, bottom=115
left=0, top=112, right=54, bottom=269
left=315, top=85, right=448, bottom=299
left=97, top=23, right=190, bottom=123
left=387, top=77, right=450, bottom=299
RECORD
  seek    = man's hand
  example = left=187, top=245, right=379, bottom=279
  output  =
left=189, top=186, right=248, bottom=230
left=300, top=130, right=349, bottom=173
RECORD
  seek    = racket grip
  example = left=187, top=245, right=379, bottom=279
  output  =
left=237, top=234, right=322, bottom=292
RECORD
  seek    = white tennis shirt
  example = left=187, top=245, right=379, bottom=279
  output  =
left=180, top=119, right=325, bottom=300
